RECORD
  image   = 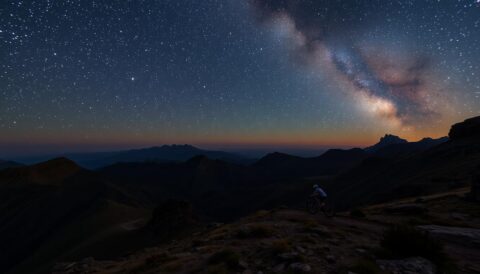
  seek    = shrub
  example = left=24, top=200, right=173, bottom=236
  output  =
left=269, top=239, right=291, bottom=255
left=236, top=224, right=274, bottom=239
left=350, top=208, right=366, bottom=218
left=204, top=264, right=230, bottom=274
left=207, top=249, right=240, bottom=270
left=380, top=225, right=456, bottom=273
left=346, top=259, right=383, bottom=274
left=144, top=253, right=174, bottom=265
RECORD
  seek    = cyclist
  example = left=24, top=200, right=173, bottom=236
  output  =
left=311, top=184, right=327, bottom=206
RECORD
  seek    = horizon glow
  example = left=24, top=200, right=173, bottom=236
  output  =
left=1, top=0, right=479, bottom=157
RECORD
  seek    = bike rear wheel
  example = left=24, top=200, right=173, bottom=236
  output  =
left=322, top=201, right=335, bottom=217
left=306, top=197, right=320, bottom=214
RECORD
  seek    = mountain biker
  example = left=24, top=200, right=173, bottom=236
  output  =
left=311, top=184, right=327, bottom=205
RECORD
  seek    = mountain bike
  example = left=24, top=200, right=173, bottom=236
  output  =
left=306, top=196, right=335, bottom=217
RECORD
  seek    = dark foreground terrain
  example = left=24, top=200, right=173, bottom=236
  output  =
left=1, top=116, right=480, bottom=273
left=53, top=188, right=480, bottom=274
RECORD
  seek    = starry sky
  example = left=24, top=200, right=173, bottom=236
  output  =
left=1, top=0, right=479, bottom=157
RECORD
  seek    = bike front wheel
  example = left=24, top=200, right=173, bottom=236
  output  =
left=306, top=197, right=320, bottom=214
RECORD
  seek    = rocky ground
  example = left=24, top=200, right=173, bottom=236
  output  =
left=53, top=188, right=480, bottom=274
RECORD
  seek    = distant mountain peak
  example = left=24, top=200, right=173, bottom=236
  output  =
left=380, top=134, right=407, bottom=143
left=0, top=157, right=82, bottom=185
left=38, top=157, right=79, bottom=166
left=0, top=159, right=23, bottom=171
left=259, top=152, right=300, bottom=161
left=365, top=134, right=408, bottom=153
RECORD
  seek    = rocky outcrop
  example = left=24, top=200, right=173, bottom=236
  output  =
left=417, top=225, right=480, bottom=248
left=365, top=134, right=408, bottom=153
left=449, top=116, right=480, bottom=140
left=377, top=257, right=436, bottom=274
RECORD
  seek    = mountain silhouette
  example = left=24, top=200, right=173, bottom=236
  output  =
left=2, top=116, right=480, bottom=274
left=0, top=160, right=23, bottom=171
left=365, top=134, right=408, bottom=153
left=0, top=157, right=81, bottom=185
left=449, top=116, right=480, bottom=140
left=372, top=136, right=448, bottom=158
left=0, top=159, right=144, bottom=274
left=330, top=116, right=480, bottom=209
left=34, top=145, right=252, bottom=169
left=253, top=148, right=368, bottom=179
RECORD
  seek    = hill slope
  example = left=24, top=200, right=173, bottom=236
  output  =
left=54, top=188, right=480, bottom=274
left=0, top=160, right=23, bottom=171
left=0, top=160, right=148, bottom=274
left=329, top=116, right=480, bottom=209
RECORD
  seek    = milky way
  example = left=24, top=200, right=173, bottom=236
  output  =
left=0, top=0, right=479, bottom=156
left=250, top=0, right=479, bottom=128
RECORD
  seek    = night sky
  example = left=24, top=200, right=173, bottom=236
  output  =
left=1, top=0, right=479, bottom=156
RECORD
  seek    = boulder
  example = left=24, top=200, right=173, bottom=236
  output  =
left=377, top=257, right=436, bottom=274
left=289, top=262, right=311, bottom=272
left=326, top=255, right=336, bottom=264
left=273, top=263, right=286, bottom=273
left=417, top=225, right=480, bottom=247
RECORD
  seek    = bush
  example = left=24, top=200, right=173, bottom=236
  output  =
left=350, top=208, right=366, bottom=218
left=269, top=239, right=291, bottom=255
left=207, top=249, right=240, bottom=270
left=236, top=224, right=274, bottom=239
left=380, top=225, right=456, bottom=273
left=346, top=259, right=383, bottom=274
left=144, top=253, right=174, bottom=265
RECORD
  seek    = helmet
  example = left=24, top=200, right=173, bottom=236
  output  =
left=313, top=184, right=319, bottom=189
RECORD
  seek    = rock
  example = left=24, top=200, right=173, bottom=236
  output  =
left=320, top=245, right=330, bottom=252
left=414, top=198, right=425, bottom=204
left=377, top=257, right=436, bottom=274
left=417, top=225, right=480, bottom=247
left=254, top=259, right=263, bottom=266
left=384, top=204, right=426, bottom=215
left=310, top=226, right=330, bottom=236
left=207, top=222, right=224, bottom=229
left=289, top=262, right=311, bottom=272
left=355, top=248, right=367, bottom=255
left=450, top=212, right=468, bottom=221
left=239, top=260, right=249, bottom=269
left=273, top=263, right=286, bottom=272
left=295, top=245, right=306, bottom=254
left=53, top=258, right=96, bottom=274
left=326, top=255, right=336, bottom=264
left=278, top=252, right=300, bottom=261
left=449, top=116, right=480, bottom=140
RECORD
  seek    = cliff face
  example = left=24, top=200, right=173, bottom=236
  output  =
left=472, top=170, right=480, bottom=203
left=449, top=116, right=480, bottom=141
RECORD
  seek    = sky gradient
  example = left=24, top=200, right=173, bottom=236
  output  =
left=1, top=0, right=479, bottom=157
